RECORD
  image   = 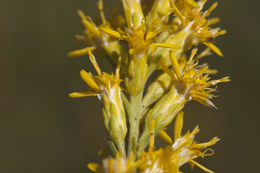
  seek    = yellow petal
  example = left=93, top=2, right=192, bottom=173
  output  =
left=170, top=51, right=181, bottom=78
left=78, top=10, right=101, bottom=37
left=100, top=26, right=122, bottom=39
left=152, top=43, right=180, bottom=49
left=207, top=76, right=230, bottom=86
left=190, top=91, right=213, bottom=99
left=69, top=91, right=97, bottom=98
left=98, top=0, right=107, bottom=24
left=174, top=111, right=184, bottom=141
left=158, top=129, right=173, bottom=144
left=170, top=1, right=185, bottom=23
left=195, top=48, right=212, bottom=59
left=88, top=163, right=99, bottom=172
left=190, top=125, right=200, bottom=136
left=189, top=160, right=214, bottom=173
left=187, top=48, right=198, bottom=65
left=186, top=0, right=200, bottom=8
left=208, top=17, right=220, bottom=26
left=68, top=47, right=95, bottom=57
left=206, top=2, right=218, bottom=16
left=80, top=69, right=100, bottom=91
left=87, top=50, right=102, bottom=75
left=192, top=95, right=217, bottom=109
left=192, top=137, right=220, bottom=149
left=203, top=42, right=223, bottom=57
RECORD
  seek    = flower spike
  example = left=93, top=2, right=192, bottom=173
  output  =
left=69, top=0, right=229, bottom=172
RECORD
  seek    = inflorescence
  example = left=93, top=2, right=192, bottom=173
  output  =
left=69, top=0, right=229, bottom=172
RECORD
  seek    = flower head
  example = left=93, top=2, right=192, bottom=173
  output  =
left=170, top=0, right=226, bottom=55
left=69, top=49, right=122, bottom=102
left=69, top=49, right=127, bottom=154
left=138, top=112, right=219, bottom=173
left=88, top=153, right=135, bottom=173
left=162, top=48, right=230, bottom=108
left=69, top=0, right=229, bottom=171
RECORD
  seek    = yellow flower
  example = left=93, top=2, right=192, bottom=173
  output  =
left=121, top=0, right=144, bottom=29
left=69, top=49, right=127, bottom=155
left=69, top=49, right=122, bottom=101
left=88, top=153, right=135, bottom=173
left=148, top=0, right=226, bottom=70
left=68, top=0, right=126, bottom=66
left=138, top=112, right=219, bottom=173
left=69, top=0, right=229, bottom=171
left=162, top=48, right=230, bottom=108
left=88, top=112, right=219, bottom=173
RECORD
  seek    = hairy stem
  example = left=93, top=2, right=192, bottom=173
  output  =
left=127, top=91, right=143, bottom=156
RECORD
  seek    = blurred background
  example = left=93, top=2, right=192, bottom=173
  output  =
left=1, top=0, right=259, bottom=172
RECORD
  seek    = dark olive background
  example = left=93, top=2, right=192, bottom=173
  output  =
left=1, top=0, right=259, bottom=172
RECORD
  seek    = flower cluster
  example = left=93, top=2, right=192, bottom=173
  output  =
left=88, top=112, right=219, bottom=173
left=69, top=0, right=229, bottom=172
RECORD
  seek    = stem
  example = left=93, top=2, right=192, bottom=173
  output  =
left=107, top=140, right=118, bottom=157
left=117, top=139, right=126, bottom=157
left=137, top=128, right=149, bottom=155
left=127, top=91, right=143, bottom=156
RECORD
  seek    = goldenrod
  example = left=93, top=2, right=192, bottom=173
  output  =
left=69, top=0, right=229, bottom=172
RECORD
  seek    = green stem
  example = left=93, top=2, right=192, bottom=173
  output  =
left=137, top=128, right=149, bottom=155
left=117, top=139, right=126, bottom=157
left=137, top=125, right=163, bottom=155
left=107, top=140, right=118, bottom=157
left=127, top=91, right=143, bottom=156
